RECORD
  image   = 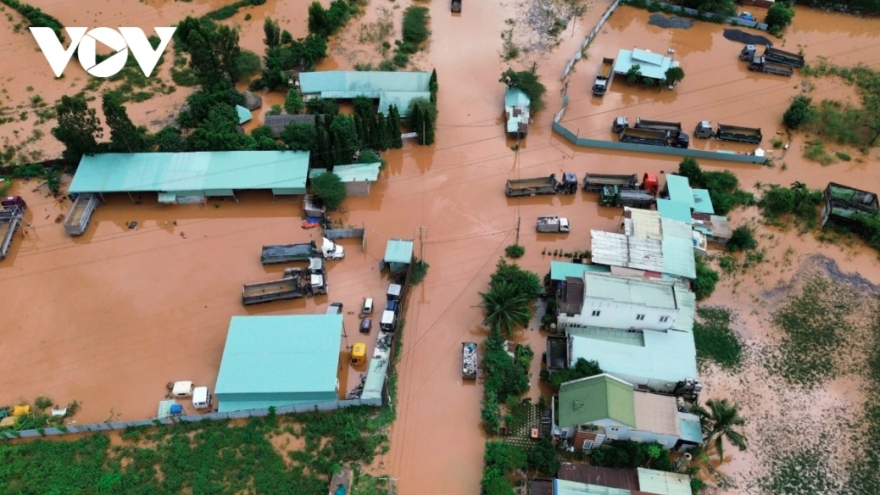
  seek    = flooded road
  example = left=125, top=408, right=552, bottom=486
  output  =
left=3, top=1, right=880, bottom=494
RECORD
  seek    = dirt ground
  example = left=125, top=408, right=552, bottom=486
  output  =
left=3, top=1, right=880, bottom=494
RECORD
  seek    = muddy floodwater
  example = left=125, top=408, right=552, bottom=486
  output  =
left=4, top=0, right=880, bottom=494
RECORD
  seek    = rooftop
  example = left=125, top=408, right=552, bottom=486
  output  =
left=558, top=464, right=640, bottom=491
left=632, top=392, right=680, bottom=437
left=505, top=87, right=530, bottom=135
left=692, top=189, right=715, bottom=214
left=264, top=114, right=317, bottom=137
left=590, top=230, right=696, bottom=280
left=384, top=238, right=414, bottom=264
left=558, top=374, right=636, bottom=428
left=584, top=273, right=678, bottom=310
left=636, top=469, right=691, bottom=495
left=236, top=105, right=252, bottom=124
left=554, top=479, right=632, bottom=495
left=656, top=199, right=692, bottom=225
left=664, top=175, right=695, bottom=209
left=614, top=48, right=679, bottom=80
left=550, top=261, right=610, bottom=281
left=332, top=163, right=382, bottom=182
left=214, top=315, right=341, bottom=407
left=678, top=413, right=703, bottom=444
left=69, top=151, right=310, bottom=194
left=298, top=71, right=431, bottom=116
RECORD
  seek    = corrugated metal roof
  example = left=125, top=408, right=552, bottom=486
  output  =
left=692, top=188, right=715, bottom=214
left=660, top=217, right=694, bottom=240
left=591, top=230, right=665, bottom=274
left=236, top=105, right=252, bottom=124
left=661, top=236, right=696, bottom=279
left=657, top=199, right=692, bottom=224
left=671, top=284, right=695, bottom=333
left=568, top=326, right=698, bottom=386
left=554, top=479, right=633, bottom=495
left=678, top=413, right=703, bottom=444
left=214, top=315, right=341, bottom=398
left=613, top=49, right=678, bottom=80
left=632, top=392, right=679, bottom=436
left=636, top=469, right=692, bottom=495
left=333, top=163, right=381, bottom=182
left=298, top=71, right=431, bottom=116
left=585, top=273, right=677, bottom=309
left=551, top=261, right=610, bottom=281
left=665, top=175, right=695, bottom=208
left=628, top=208, right=662, bottom=240
left=264, top=114, right=316, bottom=137
left=69, top=151, right=310, bottom=194
left=558, top=374, right=636, bottom=428
left=384, top=238, right=414, bottom=264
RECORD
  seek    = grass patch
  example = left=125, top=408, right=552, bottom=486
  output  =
left=410, top=258, right=429, bottom=285
left=358, top=7, right=393, bottom=44
left=401, top=6, right=430, bottom=45
left=1, top=0, right=64, bottom=40
left=693, top=308, right=742, bottom=370
left=760, top=449, right=844, bottom=495
left=835, top=150, right=852, bottom=161
left=803, top=139, right=836, bottom=166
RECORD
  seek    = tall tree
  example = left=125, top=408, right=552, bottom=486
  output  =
left=480, top=281, right=531, bottom=338
left=214, top=25, right=242, bottom=84
left=692, top=399, right=748, bottom=463
left=307, top=2, right=330, bottom=37
left=423, top=108, right=435, bottom=145
left=388, top=105, right=403, bottom=148
left=409, top=106, right=424, bottom=145
left=186, top=28, right=223, bottom=84
left=102, top=93, right=146, bottom=152
left=376, top=114, right=390, bottom=151
left=284, top=90, right=303, bottom=114
left=51, top=95, right=103, bottom=163
left=281, top=122, right=316, bottom=151
left=354, top=115, right=366, bottom=148
left=263, top=17, right=281, bottom=49
left=429, top=68, right=438, bottom=104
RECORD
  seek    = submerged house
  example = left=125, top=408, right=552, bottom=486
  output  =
left=504, top=87, right=531, bottom=139
left=821, top=182, right=879, bottom=228
left=613, top=48, right=679, bottom=84
left=659, top=174, right=731, bottom=247
left=298, top=71, right=431, bottom=116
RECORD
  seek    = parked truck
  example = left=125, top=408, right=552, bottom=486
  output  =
left=536, top=216, right=570, bottom=233
left=241, top=262, right=328, bottom=305
left=694, top=121, right=763, bottom=144
left=261, top=237, right=344, bottom=264
left=462, top=342, right=477, bottom=380
left=592, top=57, right=615, bottom=97
left=0, top=205, right=24, bottom=260
left=619, top=127, right=689, bottom=148
left=583, top=172, right=658, bottom=194
left=599, top=185, right=657, bottom=208
left=451, top=0, right=461, bottom=12
left=746, top=56, right=793, bottom=76
left=505, top=173, right=578, bottom=197
left=63, top=193, right=99, bottom=236
left=739, top=45, right=804, bottom=68
left=635, top=118, right=682, bottom=134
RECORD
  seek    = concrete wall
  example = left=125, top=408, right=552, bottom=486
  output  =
left=344, top=181, right=371, bottom=197
left=559, top=299, right=679, bottom=331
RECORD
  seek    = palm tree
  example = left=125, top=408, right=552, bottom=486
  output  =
left=692, top=399, right=748, bottom=463
left=479, top=281, right=531, bottom=337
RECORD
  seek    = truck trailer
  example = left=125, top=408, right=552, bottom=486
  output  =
left=505, top=173, right=578, bottom=197
left=64, top=193, right=100, bottom=236
left=635, top=118, right=683, bottom=134
left=241, top=263, right=328, bottom=305
left=747, top=56, right=793, bottom=77
left=261, top=237, right=344, bottom=264
left=739, top=45, right=804, bottom=68
left=583, top=172, right=658, bottom=194
left=619, top=127, right=689, bottom=148
left=536, top=216, right=570, bottom=233
left=694, top=121, right=763, bottom=144
left=592, top=57, right=615, bottom=97
left=599, top=185, right=657, bottom=208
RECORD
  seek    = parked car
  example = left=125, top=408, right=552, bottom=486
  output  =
left=360, top=318, right=372, bottom=334
left=360, top=298, right=373, bottom=316
left=739, top=12, right=755, bottom=21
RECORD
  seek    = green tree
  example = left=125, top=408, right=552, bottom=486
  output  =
left=231, top=49, right=261, bottom=82
left=765, top=3, right=795, bottom=32
left=527, top=439, right=560, bottom=475
left=681, top=0, right=736, bottom=17
left=429, top=68, right=438, bottom=104
left=677, top=157, right=702, bottom=184
left=783, top=96, right=813, bottom=129
left=151, top=126, right=186, bottom=152
left=480, top=282, right=531, bottom=337
left=357, top=149, right=382, bottom=164
left=308, top=1, right=330, bottom=37
left=252, top=125, right=278, bottom=150
left=664, top=66, right=685, bottom=87
left=726, top=226, right=757, bottom=252
left=376, top=114, right=391, bottom=151
left=311, top=172, right=347, bottom=209
left=499, top=68, right=547, bottom=113
left=102, top=92, right=146, bottom=152
left=691, top=399, right=748, bottom=463
left=329, top=115, right=361, bottom=166
left=186, top=28, right=223, bottom=84
left=306, top=98, right=339, bottom=116
left=187, top=105, right=256, bottom=151
left=281, top=30, right=293, bottom=45
left=481, top=391, right=501, bottom=435
left=489, top=259, right=542, bottom=301
left=541, top=358, right=603, bottom=389
left=214, top=25, right=241, bottom=83
left=313, top=116, right=331, bottom=163
left=264, top=16, right=281, bottom=48
left=626, top=64, right=642, bottom=86
left=485, top=441, right=527, bottom=470
left=51, top=94, right=103, bottom=163
left=388, top=105, right=403, bottom=148
left=280, top=122, right=316, bottom=151
left=693, top=256, right=719, bottom=301
left=402, top=6, right=430, bottom=44
left=284, top=90, right=303, bottom=114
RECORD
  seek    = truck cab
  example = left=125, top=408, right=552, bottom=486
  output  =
left=171, top=381, right=194, bottom=398
left=321, top=237, right=345, bottom=260
left=380, top=310, right=397, bottom=332
left=387, top=283, right=402, bottom=301
left=558, top=172, right=578, bottom=194
left=350, top=343, right=366, bottom=365
left=326, top=302, right=343, bottom=314
left=739, top=45, right=758, bottom=61
left=193, top=386, right=213, bottom=409
left=612, top=116, right=629, bottom=133
left=673, top=132, right=690, bottom=149
left=693, top=121, right=715, bottom=139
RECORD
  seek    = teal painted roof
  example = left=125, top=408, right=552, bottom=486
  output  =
left=550, top=261, right=610, bottom=281
left=298, top=71, right=431, bottom=116
left=214, top=315, right=342, bottom=397
left=384, top=238, right=414, bottom=264
left=661, top=236, right=697, bottom=279
left=692, top=189, right=715, bottom=214
left=671, top=284, right=695, bottom=333
left=333, top=163, right=381, bottom=183
left=309, top=168, right=328, bottom=179
left=636, top=469, right=692, bottom=495
left=236, top=105, right=252, bottom=124
left=504, top=88, right=530, bottom=134
left=361, top=354, right=389, bottom=400
left=657, top=199, right=693, bottom=224
left=70, top=151, right=310, bottom=194
left=678, top=413, right=703, bottom=444
left=665, top=175, right=695, bottom=209
left=558, top=374, right=636, bottom=428
left=585, top=273, right=677, bottom=309
left=613, top=48, right=678, bottom=80
left=554, top=479, right=632, bottom=495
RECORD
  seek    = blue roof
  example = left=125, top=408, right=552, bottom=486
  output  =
left=215, top=315, right=342, bottom=412
left=298, top=71, right=431, bottom=116
left=384, top=238, right=414, bottom=264
left=614, top=48, right=679, bottom=80
left=69, top=151, right=310, bottom=194
left=550, top=261, right=610, bottom=281
left=236, top=105, right=252, bottom=124
left=692, top=188, right=715, bottom=214
left=657, top=199, right=693, bottom=224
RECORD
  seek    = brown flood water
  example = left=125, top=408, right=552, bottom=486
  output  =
left=3, top=1, right=880, bottom=494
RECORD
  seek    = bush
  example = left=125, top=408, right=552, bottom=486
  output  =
left=34, top=396, right=54, bottom=410
left=310, top=171, right=346, bottom=209
left=693, top=256, right=719, bottom=301
left=489, top=260, right=542, bottom=302
left=410, top=258, right=429, bottom=285
left=674, top=159, right=753, bottom=215
left=541, top=358, right=602, bottom=389
left=591, top=440, right=675, bottom=471
left=726, top=226, right=758, bottom=252
left=266, top=104, right=282, bottom=116
left=231, top=49, right=262, bottom=82
left=783, top=96, right=813, bottom=130
left=759, top=182, right=824, bottom=228
left=527, top=439, right=560, bottom=475
left=482, top=335, right=531, bottom=400
left=284, top=90, right=303, bottom=114
left=765, top=3, right=795, bottom=33
left=481, top=392, right=502, bottom=435
left=401, top=6, right=430, bottom=45
left=504, top=244, right=525, bottom=259
left=306, top=98, right=339, bottom=116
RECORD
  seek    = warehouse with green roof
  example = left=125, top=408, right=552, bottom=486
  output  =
left=69, top=151, right=310, bottom=204
left=214, top=315, right=342, bottom=413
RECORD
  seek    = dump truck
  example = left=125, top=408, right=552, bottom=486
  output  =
left=599, top=185, right=657, bottom=208
left=462, top=342, right=477, bottom=380
left=746, top=56, right=793, bottom=77
left=592, top=57, right=615, bottom=96
left=619, top=127, right=689, bottom=148
left=693, top=121, right=763, bottom=144
left=635, top=118, right=683, bottom=134
left=261, top=237, right=344, bottom=264
left=451, top=0, right=461, bottom=12
left=0, top=205, right=24, bottom=261
left=739, top=45, right=804, bottom=68
left=583, top=172, right=658, bottom=194
left=505, top=173, right=578, bottom=197
left=611, top=116, right=629, bottom=133
left=536, top=216, right=570, bottom=233
left=64, top=193, right=99, bottom=236
left=241, top=263, right=328, bottom=305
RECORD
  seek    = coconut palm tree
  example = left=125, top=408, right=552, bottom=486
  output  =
left=692, top=399, right=748, bottom=463
left=479, top=281, right=531, bottom=337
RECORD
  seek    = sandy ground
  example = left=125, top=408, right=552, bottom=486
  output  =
left=2, top=1, right=880, bottom=494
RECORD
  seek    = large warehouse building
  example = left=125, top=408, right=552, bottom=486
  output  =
left=68, top=151, right=310, bottom=204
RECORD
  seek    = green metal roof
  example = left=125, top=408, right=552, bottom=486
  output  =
left=585, top=273, right=677, bottom=309
left=692, top=189, right=715, bottom=214
left=665, top=175, right=695, bottom=209
left=333, top=163, right=381, bottom=183
left=613, top=48, right=679, bottom=80
left=657, top=199, right=692, bottom=224
left=554, top=479, right=632, bottom=495
left=636, top=469, right=692, bottom=495
left=550, top=262, right=610, bottom=281
left=236, top=105, right=252, bottom=124
left=69, top=151, right=310, bottom=194
left=558, top=374, right=636, bottom=428
left=298, top=71, right=431, bottom=116
left=384, top=238, right=414, bottom=264
left=214, top=315, right=342, bottom=411
left=678, top=413, right=703, bottom=444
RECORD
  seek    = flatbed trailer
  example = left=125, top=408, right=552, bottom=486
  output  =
left=592, top=57, right=615, bottom=96
left=242, top=277, right=304, bottom=305
left=717, top=123, right=763, bottom=144
left=582, top=173, right=639, bottom=193
left=747, top=56, right=793, bottom=77
left=64, top=193, right=99, bottom=236
left=764, top=46, right=805, bottom=68
left=0, top=206, right=23, bottom=260
left=635, top=118, right=682, bottom=133
left=261, top=241, right=318, bottom=264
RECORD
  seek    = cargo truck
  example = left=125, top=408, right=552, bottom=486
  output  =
left=599, top=185, right=657, bottom=208
left=619, top=127, right=689, bottom=148
left=694, top=121, right=762, bottom=144
left=505, top=173, right=578, bottom=197
left=0, top=205, right=24, bottom=261
left=64, top=193, right=99, bottom=236
left=583, top=173, right=658, bottom=194
left=462, top=342, right=477, bottom=380
left=261, top=237, right=344, bottom=264
left=739, top=45, right=804, bottom=68
left=241, top=260, right=328, bottom=305
left=536, top=216, right=570, bottom=233
left=592, top=57, right=615, bottom=97
left=746, top=56, right=793, bottom=77
left=635, top=118, right=683, bottom=134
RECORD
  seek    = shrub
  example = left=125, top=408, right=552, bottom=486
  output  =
left=266, top=104, right=282, bottom=116
left=527, top=439, right=560, bottom=475
left=284, top=90, right=303, bottom=114
left=401, top=6, right=430, bottom=45
left=541, top=358, right=602, bottom=389
left=759, top=182, right=824, bottom=228
left=306, top=98, right=339, bottom=116
left=231, top=49, right=261, bottom=82
left=693, top=256, right=719, bottom=301
left=34, top=396, right=54, bottom=410
left=726, top=226, right=758, bottom=252
left=783, top=96, right=812, bottom=129
left=310, top=171, right=346, bottom=209
left=504, top=244, right=525, bottom=259
left=410, top=258, right=429, bottom=285
left=765, top=3, right=795, bottom=33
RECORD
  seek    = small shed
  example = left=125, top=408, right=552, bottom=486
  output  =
left=383, top=238, right=414, bottom=274
left=309, top=163, right=381, bottom=196
left=265, top=114, right=317, bottom=138
left=236, top=105, right=252, bottom=125
left=614, top=48, right=679, bottom=82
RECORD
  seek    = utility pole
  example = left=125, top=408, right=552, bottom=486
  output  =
left=515, top=217, right=521, bottom=245
left=415, top=227, right=427, bottom=261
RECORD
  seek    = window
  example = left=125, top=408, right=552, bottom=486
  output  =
left=591, top=310, right=601, bottom=317
left=610, top=427, right=619, bottom=432
left=659, top=316, right=670, bottom=323
left=636, top=314, right=645, bottom=321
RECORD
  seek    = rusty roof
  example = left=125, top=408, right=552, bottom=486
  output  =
left=558, top=463, right=640, bottom=491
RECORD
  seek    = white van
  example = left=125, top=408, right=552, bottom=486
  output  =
left=193, top=386, right=213, bottom=410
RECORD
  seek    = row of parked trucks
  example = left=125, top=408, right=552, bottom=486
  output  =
left=613, top=117, right=763, bottom=147
left=241, top=237, right=345, bottom=305
left=738, top=45, right=805, bottom=77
